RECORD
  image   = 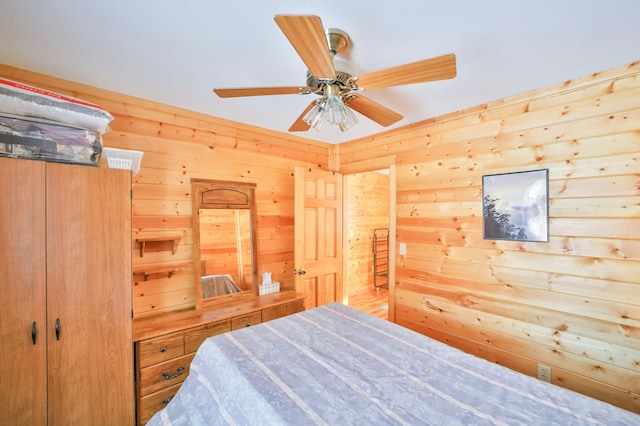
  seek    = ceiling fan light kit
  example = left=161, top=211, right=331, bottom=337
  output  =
left=213, top=14, right=457, bottom=133
left=303, top=84, right=358, bottom=132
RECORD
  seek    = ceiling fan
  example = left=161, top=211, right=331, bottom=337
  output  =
left=213, top=14, right=457, bottom=132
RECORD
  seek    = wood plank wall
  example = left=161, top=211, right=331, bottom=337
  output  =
left=338, top=61, right=640, bottom=412
left=0, top=64, right=332, bottom=318
left=2, top=61, right=638, bottom=412
left=344, top=172, right=390, bottom=297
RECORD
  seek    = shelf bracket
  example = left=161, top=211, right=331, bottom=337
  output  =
left=136, top=235, right=182, bottom=257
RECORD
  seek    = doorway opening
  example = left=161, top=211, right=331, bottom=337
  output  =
left=344, top=169, right=390, bottom=320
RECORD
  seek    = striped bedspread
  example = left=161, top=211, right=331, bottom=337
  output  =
left=148, top=303, right=639, bottom=425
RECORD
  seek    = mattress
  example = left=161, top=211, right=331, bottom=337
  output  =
left=147, top=303, right=639, bottom=425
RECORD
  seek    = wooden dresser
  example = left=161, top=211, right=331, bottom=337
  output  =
left=133, top=291, right=304, bottom=424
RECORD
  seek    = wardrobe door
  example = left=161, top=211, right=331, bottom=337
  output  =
left=0, top=158, right=47, bottom=425
left=46, top=164, right=133, bottom=425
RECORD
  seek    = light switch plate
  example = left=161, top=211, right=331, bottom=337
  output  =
left=399, top=242, right=407, bottom=255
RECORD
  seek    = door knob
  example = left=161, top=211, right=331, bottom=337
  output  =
left=294, top=268, right=306, bottom=275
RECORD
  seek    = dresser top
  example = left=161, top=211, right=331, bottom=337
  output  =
left=133, top=291, right=304, bottom=341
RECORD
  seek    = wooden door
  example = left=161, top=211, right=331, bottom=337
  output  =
left=46, top=164, right=133, bottom=425
left=0, top=158, right=47, bottom=425
left=294, top=167, right=343, bottom=310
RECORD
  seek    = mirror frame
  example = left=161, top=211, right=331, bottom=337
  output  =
left=191, top=178, right=258, bottom=309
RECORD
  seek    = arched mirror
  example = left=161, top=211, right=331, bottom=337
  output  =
left=192, top=179, right=258, bottom=308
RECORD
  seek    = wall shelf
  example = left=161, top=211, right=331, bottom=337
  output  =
left=133, top=265, right=185, bottom=281
left=136, top=235, right=182, bottom=257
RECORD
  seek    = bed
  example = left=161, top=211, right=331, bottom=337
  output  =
left=147, top=302, right=639, bottom=425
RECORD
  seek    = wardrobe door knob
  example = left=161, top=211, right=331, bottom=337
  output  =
left=55, top=318, right=61, bottom=340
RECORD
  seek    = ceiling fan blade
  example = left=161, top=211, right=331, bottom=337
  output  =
left=274, top=14, right=336, bottom=79
left=213, top=87, right=308, bottom=98
left=346, top=95, right=403, bottom=127
left=355, top=54, right=457, bottom=90
left=288, top=101, right=316, bottom=132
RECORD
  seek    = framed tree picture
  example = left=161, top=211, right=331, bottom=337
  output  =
left=482, top=169, right=549, bottom=242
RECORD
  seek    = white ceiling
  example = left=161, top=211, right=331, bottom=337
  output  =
left=2, top=1, right=639, bottom=145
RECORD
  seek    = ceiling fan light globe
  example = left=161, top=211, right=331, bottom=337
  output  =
left=324, top=94, right=345, bottom=124
left=302, top=102, right=325, bottom=130
left=323, top=92, right=358, bottom=131
left=338, top=120, right=351, bottom=132
left=336, top=104, right=358, bottom=132
left=340, top=107, right=358, bottom=132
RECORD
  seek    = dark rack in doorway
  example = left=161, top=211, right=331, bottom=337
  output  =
left=372, top=228, right=389, bottom=291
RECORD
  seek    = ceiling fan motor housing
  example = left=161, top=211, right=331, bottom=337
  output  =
left=306, top=70, right=354, bottom=96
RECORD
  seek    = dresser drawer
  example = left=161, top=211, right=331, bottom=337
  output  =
left=138, top=382, right=183, bottom=425
left=137, top=332, right=184, bottom=368
left=184, top=320, right=231, bottom=353
left=262, top=299, right=305, bottom=322
left=139, top=353, right=195, bottom=396
left=231, top=310, right=261, bottom=329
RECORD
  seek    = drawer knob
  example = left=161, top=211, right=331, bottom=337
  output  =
left=160, top=346, right=167, bottom=353
left=162, top=366, right=185, bottom=380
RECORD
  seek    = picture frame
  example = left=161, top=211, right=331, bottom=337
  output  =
left=482, top=169, right=549, bottom=242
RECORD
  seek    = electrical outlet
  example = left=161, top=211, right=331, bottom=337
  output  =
left=538, top=364, right=552, bottom=383
left=399, top=242, right=407, bottom=255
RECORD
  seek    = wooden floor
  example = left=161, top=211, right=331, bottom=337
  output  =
left=348, top=287, right=388, bottom=320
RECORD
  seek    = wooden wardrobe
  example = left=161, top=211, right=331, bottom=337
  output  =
left=0, top=157, right=134, bottom=425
